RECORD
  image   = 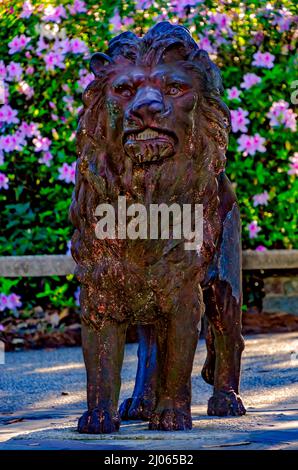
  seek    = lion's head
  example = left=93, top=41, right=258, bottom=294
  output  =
left=71, top=22, right=231, bottom=269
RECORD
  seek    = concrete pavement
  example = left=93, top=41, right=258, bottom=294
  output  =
left=0, top=333, right=297, bottom=450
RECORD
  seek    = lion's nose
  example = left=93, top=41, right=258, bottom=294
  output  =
left=129, top=88, right=165, bottom=122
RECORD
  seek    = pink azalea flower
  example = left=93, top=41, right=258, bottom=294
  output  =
left=7, top=293, right=22, bottom=309
left=110, top=9, right=122, bottom=32
left=70, top=38, right=88, bottom=54
left=267, top=100, right=297, bottom=132
left=240, top=73, right=261, bottom=90
left=288, top=152, right=298, bottom=176
left=210, top=12, right=231, bottom=30
left=0, top=105, right=19, bottom=125
left=237, top=133, right=266, bottom=156
left=247, top=220, right=261, bottom=239
left=252, top=50, right=275, bottom=69
left=38, top=151, right=53, bottom=167
left=8, top=34, right=31, bottom=55
left=255, top=245, right=267, bottom=252
left=77, top=69, right=95, bottom=90
left=230, top=108, right=250, bottom=133
left=44, top=51, right=65, bottom=71
left=26, top=65, right=34, bottom=75
left=6, top=62, right=23, bottom=81
left=58, top=162, right=76, bottom=184
left=20, top=0, right=34, bottom=18
left=17, top=81, right=34, bottom=99
left=19, top=121, right=39, bottom=138
left=33, top=136, right=51, bottom=152
left=198, top=36, right=215, bottom=54
left=252, top=133, right=266, bottom=153
left=253, top=191, right=269, bottom=207
left=0, top=294, right=9, bottom=311
left=0, top=172, right=9, bottom=190
left=272, top=9, right=293, bottom=32
left=0, top=151, right=4, bottom=166
left=68, top=0, right=87, bottom=15
left=36, top=36, right=49, bottom=54
left=42, top=5, right=67, bottom=23
left=227, top=87, right=241, bottom=100
left=0, top=60, right=6, bottom=79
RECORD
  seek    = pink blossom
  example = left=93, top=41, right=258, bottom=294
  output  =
left=230, top=108, right=250, bottom=133
left=252, top=133, right=266, bottom=153
left=58, top=161, right=76, bottom=184
left=255, top=245, right=267, bottom=252
left=110, top=9, right=123, bottom=32
left=17, top=81, right=34, bottom=99
left=19, top=121, right=39, bottom=138
left=267, top=100, right=297, bottom=131
left=77, top=69, right=94, bottom=90
left=20, top=1, right=34, bottom=18
left=240, top=73, right=261, bottom=90
left=198, top=36, right=215, bottom=54
left=0, top=60, right=6, bottom=79
left=253, top=191, right=269, bottom=207
left=0, top=135, right=16, bottom=152
left=44, top=51, right=65, bottom=71
left=0, top=105, right=19, bottom=125
left=42, top=5, right=67, bottom=23
left=227, top=87, right=241, bottom=100
left=68, top=0, right=87, bottom=15
left=252, top=50, right=275, bottom=69
left=33, top=136, right=51, bottom=152
left=70, top=38, right=88, bottom=54
left=7, top=293, right=22, bottom=309
left=247, top=220, right=261, bottom=239
left=288, top=152, right=298, bottom=176
left=0, top=172, right=9, bottom=190
left=0, top=151, right=4, bottom=166
left=36, top=36, right=48, bottom=54
left=272, top=9, right=293, bottom=32
left=26, top=65, right=34, bottom=75
left=6, top=62, right=23, bottom=81
left=210, top=12, right=231, bottom=30
left=171, top=0, right=200, bottom=16
left=38, top=151, right=53, bottom=167
left=8, top=34, right=31, bottom=55
left=237, top=133, right=266, bottom=156
left=0, top=294, right=9, bottom=311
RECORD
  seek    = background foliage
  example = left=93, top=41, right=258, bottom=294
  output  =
left=0, top=0, right=297, bottom=318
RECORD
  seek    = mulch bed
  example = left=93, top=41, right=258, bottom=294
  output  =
left=1, top=308, right=298, bottom=351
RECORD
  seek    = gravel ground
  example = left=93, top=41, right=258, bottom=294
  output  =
left=0, top=332, right=297, bottom=450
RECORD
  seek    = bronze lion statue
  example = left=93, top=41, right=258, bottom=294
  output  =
left=70, top=22, right=246, bottom=434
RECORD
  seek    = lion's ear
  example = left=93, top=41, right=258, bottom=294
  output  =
left=90, top=52, right=113, bottom=76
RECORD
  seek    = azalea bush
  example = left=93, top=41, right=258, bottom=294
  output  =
left=0, top=0, right=297, bottom=317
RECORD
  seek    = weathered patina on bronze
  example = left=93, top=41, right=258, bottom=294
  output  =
left=70, top=22, right=246, bottom=434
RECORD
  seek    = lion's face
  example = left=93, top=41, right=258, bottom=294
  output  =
left=105, top=63, right=198, bottom=165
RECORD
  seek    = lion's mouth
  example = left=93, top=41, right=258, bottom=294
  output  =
left=123, top=127, right=177, bottom=164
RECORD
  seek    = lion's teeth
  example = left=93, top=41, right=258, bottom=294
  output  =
left=135, top=129, right=160, bottom=140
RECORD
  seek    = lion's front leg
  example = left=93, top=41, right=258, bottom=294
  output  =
left=149, top=283, right=203, bottom=431
left=205, top=280, right=246, bottom=417
left=78, top=315, right=127, bottom=434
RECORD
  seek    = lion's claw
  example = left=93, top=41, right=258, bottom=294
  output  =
left=149, top=408, right=192, bottom=431
left=78, top=408, right=120, bottom=434
left=207, top=390, right=246, bottom=417
left=119, top=397, right=155, bottom=421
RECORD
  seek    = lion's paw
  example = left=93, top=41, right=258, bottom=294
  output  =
left=149, top=408, right=192, bottom=431
left=207, top=391, right=246, bottom=417
left=119, top=397, right=155, bottom=421
left=78, top=408, right=120, bottom=434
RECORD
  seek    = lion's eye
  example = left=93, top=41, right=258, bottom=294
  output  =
left=114, top=85, right=133, bottom=98
left=166, top=84, right=185, bottom=96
